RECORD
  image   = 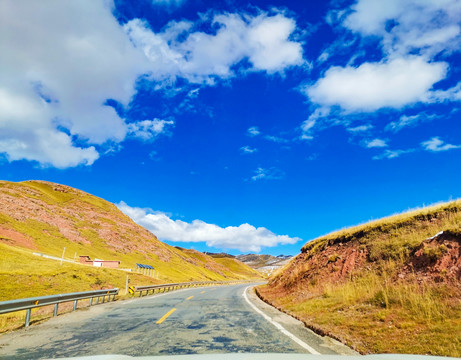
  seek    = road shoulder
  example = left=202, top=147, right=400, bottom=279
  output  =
left=244, top=285, right=359, bottom=356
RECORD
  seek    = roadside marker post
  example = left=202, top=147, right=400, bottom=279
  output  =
left=60, top=247, right=66, bottom=266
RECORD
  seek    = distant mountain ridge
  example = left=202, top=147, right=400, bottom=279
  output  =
left=235, top=254, right=292, bottom=275
left=205, top=252, right=293, bottom=275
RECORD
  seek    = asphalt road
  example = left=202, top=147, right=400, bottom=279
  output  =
left=0, top=284, right=357, bottom=359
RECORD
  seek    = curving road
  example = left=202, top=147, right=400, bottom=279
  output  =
left=0, top=284, right=357, bottom=359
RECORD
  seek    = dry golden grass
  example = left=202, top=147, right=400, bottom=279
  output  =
left=302, top=199, right=461, bottom=255
left=259, top=199, right=461, bottom=357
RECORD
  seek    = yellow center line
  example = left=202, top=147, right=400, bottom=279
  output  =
left=156, top=308, right=176, bottom=324
left=200, top=291, right=205, bottom=294
left=186, top=295, right=194, bottom=301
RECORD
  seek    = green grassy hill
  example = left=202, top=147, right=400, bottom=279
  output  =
left=0, top=180, right=260, bottom=297
left=257, top=200, right=461, bottom=357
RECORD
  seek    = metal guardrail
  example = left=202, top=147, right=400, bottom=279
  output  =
left=0, top=288, right=118, bottom=327
left=129, top=280, right=250, bottom=296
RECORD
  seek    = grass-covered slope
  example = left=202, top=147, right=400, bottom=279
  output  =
left=0, top=242, right=160, bottom=332
left=0, top=180, right=261, bottom=298
left=257, top=200, right=461, bottom=357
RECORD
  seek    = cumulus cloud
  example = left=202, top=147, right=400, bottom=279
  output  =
left=0, top=0, right=151, bottom=168
left=0, top=2, right=304, bottom=168
left=124, top=11, right=304, bottom=84
left=306, top=57, right=447, bottom=112
left=421, top=137, right=461, bottom=152
left=127, top=119, right=175, bottom=141
left=117, top=201, right=300, bottom=252
left=344, top=0, right=461, bottom=57
left=302, top=0, right=461, bottom=143
left=366, top=139, right=387, bottom=148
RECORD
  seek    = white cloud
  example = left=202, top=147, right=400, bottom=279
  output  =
left=385, top=113, right=440, bottom=132
left=124, top=11, right=304, bottom=84
left=0, top=130, right=99, bottom=169
left=300, top=134, right=314, bottom=141
left=117, top=201, right=300, bottom=252
left=303, top=0, right=461, bottom=134
left=366, top=138, right=387, bottom=148
left=0, top=2, right=304, bottom=169
left=245, top=126, right=290, bottom=144
left=421, top=137, right=461, bottom=152
left=347, top=124, right=373, bottom=133
left=371, top=137, right=460, bottom=158
left=301, top=118, right=316, bottom=132
left=425, top=82, right=461, bottom=103
left=250, top=167, right=285, bottom=181
left=344, top=0, right=461, bottom=57
left=247, top=126, right=261, bottom=137
left=240, top=145, right=258, bottom=154
left=300, top=107, right=330, bottom=139
left=373, top=148, right=414, bottom=160
left=317, top=51, right=330, bottom=63
left=264, top=135, right=289, bottom=143
left=0, top=0, right=151, bottom=168
left=306, top=57, right=447, bottom=112
left=127, top=119, right=175, bottom=141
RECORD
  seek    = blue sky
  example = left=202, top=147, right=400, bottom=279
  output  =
left=1, top=0, right=461, bottom=255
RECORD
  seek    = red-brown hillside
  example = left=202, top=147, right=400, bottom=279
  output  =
left=257, top=200, right=461, bottom=357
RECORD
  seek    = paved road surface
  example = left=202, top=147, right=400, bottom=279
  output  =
left=0, top=284, right=357, bottom=359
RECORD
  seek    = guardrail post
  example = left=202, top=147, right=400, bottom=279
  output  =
left=96, top=297, right=99, bottom=304
left=53, top=303, right=58, bottom=317
left=90, top=297, right=93, bottom=306
left=25, top=309, right=31, bottom=327
left=73, top=300, right=77, bottom=311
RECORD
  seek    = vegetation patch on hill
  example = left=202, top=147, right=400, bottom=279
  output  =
left=257, top=200, right=461, bottom=357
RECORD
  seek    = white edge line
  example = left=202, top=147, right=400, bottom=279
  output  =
left=243, top=286, right=321, bottom=355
